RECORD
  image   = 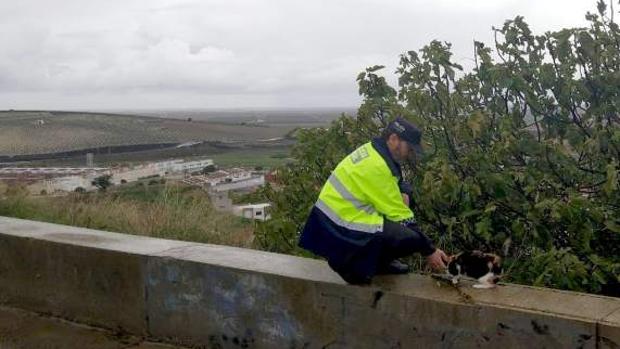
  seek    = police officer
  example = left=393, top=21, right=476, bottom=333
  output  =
left=299, top=116, right=449, bottom=284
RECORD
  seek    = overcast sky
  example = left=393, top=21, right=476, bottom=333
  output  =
left=0, top=0, right=599, bottom=110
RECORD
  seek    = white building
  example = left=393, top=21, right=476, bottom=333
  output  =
left=182, top=168, right=264, bottom=193
left=18, top=158, right=215, bottom=194
left=0, top=167, right=108, bottom=176
left=52, top=175, right=95, bottom=192
left=232, top=203, right=271, bottom=221
left=209, top=176, right=265, bottom=193
left=153, top=159, right=214, bottom=174
left=28, top=174, right=100, bottom=194
left=111, top=166, right=160, bottom=184
left=200, top=169, right=253, bottom=187
left=111, top=158, right=214, bottom=185
left=9, top=167, right=110, bottom=194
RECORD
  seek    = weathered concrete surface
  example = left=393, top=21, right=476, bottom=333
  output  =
left=146, top=247, right=614, bottom=348
left=0, top=216, right=194, bottom=334
left=0, top=216, right=619, bottom=349
left=602, top=308, right=620, bottom=349
left=0, top=304, right=188, bottom=349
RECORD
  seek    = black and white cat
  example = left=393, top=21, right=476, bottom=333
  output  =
left=447, top=250, right=502, bottom=289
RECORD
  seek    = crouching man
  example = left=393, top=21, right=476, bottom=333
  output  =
left=299, top=117, right=449, bottom=284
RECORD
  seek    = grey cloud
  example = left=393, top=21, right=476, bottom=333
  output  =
left=0, top=0, right=601, bottom=109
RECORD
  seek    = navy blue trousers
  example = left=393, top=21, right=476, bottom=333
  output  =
left=330, top=220, right=435, bottom=284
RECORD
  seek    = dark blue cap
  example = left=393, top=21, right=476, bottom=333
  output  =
left=386, top=117, right=423, bottom=155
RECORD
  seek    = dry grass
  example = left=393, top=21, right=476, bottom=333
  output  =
left=0, top=182, right=255, bottom=248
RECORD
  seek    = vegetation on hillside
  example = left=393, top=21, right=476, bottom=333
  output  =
left=256, top=2, right=620, bottom=296
left=0, top=182, right=254, bottom=247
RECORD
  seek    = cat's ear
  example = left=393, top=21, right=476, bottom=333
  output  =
left=485, top=253, right=501, bottom=265
left=447, top=261, right=459, bottom=276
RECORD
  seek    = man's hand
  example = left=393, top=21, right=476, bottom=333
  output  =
left=426, top=249, right=450, bottom=272
left=401, top=193, right=410, bottom=207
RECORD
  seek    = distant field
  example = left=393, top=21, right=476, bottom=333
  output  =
left=0, top=110, right=302, bottom=156
left=109, top=107, right=352, bottom=125
left=208, top=146, right=292, bottom=168
left=21, top=142, right=293, bottom=169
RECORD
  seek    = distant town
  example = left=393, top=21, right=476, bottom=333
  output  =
left=0, top=154, right=274, bottom=221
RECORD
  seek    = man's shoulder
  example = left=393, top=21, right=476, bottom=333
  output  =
left=341, top=146, right=392, bottom=178
left=349, top=142, right=373, bottom=164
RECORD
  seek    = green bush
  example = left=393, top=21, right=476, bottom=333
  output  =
left=256, top=2, right=620, bottom=296
left=91, top=175, right=112, bottom=191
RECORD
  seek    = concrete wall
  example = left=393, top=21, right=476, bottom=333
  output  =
left=0, top=216, right=618, bottom=348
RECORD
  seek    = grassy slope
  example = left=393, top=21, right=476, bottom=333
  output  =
left=0, top=181, right=255, bottom=248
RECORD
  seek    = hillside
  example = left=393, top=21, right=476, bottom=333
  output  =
left=0, top=110, right=296, bottom=156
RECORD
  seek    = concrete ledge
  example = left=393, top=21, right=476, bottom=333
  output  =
left=0, top=216, right=619, bottom=348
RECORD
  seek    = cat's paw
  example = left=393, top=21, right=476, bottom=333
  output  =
left=472, top=283, right=496, bottom=289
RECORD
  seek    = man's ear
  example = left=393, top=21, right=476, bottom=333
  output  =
left=387, top=133, right=399, bottom=145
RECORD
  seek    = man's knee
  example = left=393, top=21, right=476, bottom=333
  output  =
left=328, top=259, right=371, bottom=284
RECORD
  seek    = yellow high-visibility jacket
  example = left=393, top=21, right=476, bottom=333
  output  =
left=314, top=140, right=413, bottom=234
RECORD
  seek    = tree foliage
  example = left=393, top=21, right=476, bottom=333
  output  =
left=91, top=175, right=113, bottom=192
left=256, top=2, right=620, bottom=296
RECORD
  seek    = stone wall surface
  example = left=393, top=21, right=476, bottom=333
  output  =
left=0, top=216, right=619, bottom=349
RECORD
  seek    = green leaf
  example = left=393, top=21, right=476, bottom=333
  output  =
left=603, top=161, right=619, bottom=195
left=604, top=220, right=620, bottom=233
